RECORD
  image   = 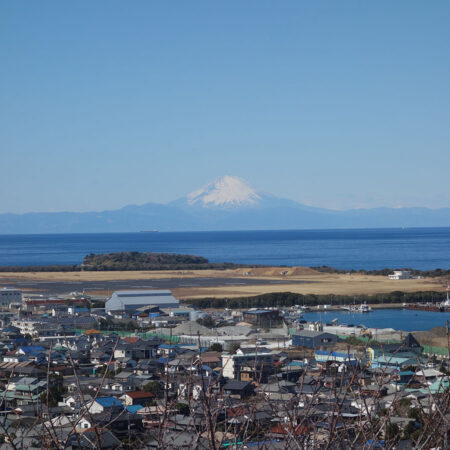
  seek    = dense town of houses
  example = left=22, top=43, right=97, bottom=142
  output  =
left=0, top=287, right=448, bottom=449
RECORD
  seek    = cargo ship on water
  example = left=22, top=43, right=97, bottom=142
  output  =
left=407, top=286, right=450, bottom=312
left=408, top=303, right=444, bottom=312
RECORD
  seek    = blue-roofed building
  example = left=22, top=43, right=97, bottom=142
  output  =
left=126, top=404, right=144, bottom=414
left=398, top=370, right=415, bottom=384
left=17, top=346, right=46, bottom=355
left=422, top=377, right=450, bottom=394
left=315, top=350, right=358, bottom=366
left=371, top=355, right=418, bottom=370
left=157, top=357, right=170, bottom=365
left=89, top=396, right=123, bottom=414
left=364, top=440, right=385, bottom=448
left=288, top=361, right=307, bottom=367
left=157, top=343, right=180, bottom=357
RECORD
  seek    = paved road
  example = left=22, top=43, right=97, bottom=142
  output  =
left=1, top=277, right=311, bottom=296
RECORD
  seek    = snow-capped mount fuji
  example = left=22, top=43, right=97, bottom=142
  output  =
left=186, top=175, right=262, bottom=208
left=1, top=175, right=450, bottom=233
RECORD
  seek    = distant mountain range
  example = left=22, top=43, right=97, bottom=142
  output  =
left=2, top=175, right=450, bottom=233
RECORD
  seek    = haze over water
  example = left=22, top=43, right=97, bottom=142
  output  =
left=0, top=227, right=449, bottom=270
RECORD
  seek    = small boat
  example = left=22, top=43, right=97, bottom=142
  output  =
left=440, top=286, right=450, bottom=310
left=349, top=302, right=372, bottom=313
left=359, top=302, right=372, bottom=313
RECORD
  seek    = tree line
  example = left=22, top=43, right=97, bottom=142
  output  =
left=312, top=265, right=450, bottom=278
left=184, top=290, right=445, bottom=309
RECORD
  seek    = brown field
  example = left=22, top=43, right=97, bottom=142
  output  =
left=171, top=273, right=444, bottom=299
left=0, top=267, right=446, bottom=300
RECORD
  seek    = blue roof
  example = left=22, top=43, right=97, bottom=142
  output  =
left=158, top=344, right=179, bottom=349
left=95, top=397, right=123, bottom=408
left=19, top=346, right=45, bottom=354
left=333, top=352, right=355, bottom=358
left=316, top=350, right=355, bottom=358
left=364, top=440, right=385, bottom=447
left=288, top=361, right=306, bottom=367
left=126, top=405, right=144, bottom=414
left=399, top=370, right=415, bottom=376
left=157, top=357, right=170, bottom=364
left=375, top=356, right=412, bottom=364
left=245, top=310, right=272, bottom=314
left=244, top=441, right=279, bottom=447
left=316, top=350, right=355, bottom=359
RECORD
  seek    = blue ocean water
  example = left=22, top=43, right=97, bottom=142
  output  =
left=303, top=309, right=450, bottom=332
left=0, top=227, right=449, bottom=269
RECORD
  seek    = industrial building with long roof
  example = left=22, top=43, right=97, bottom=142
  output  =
left=105, top=290, right=179, bottom=314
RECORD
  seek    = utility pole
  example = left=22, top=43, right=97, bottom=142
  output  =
left=447, top=320, right=449, bottom=369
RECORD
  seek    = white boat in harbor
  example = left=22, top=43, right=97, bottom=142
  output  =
left=347, top=302, right=372, bottom=313
left=440, top=286, right=450, bottom=309
left=358, top=302, right=372, bottom=313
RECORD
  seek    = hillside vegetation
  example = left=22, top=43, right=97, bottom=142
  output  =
left=81, top=251, right=241, bottom=271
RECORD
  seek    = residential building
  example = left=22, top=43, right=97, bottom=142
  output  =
left=388, top=270, right=412, bottom=280
left=242, top=309, right=280, bottom=326
left=292, top=330, right=337, bottom=348
left=222, top=349, right=274, bottom=382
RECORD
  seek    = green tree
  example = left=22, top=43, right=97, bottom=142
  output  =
left=385, top=423, right=400, bottom=441
left=403, top=420, right=419, bottom=439
left=175, top=402, right=190, bottom=416
left=229, top=342, right=241, bottom=354
left=408, top=408, right=420, bottom=419
left=208, top=343, right=223, bottom=352
left=143, top=381, right=163, bottom=397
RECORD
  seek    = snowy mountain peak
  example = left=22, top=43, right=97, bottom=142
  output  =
left=187, top=175, right=261, bottom=208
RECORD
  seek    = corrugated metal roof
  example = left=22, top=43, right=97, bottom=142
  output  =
left=106, top=290, right=179, bottom=312
left=115, top=290, right=173, bottom=297
left=294, top=330, right=334, bottom=338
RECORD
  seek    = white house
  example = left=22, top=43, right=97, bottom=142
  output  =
left=388, top=270, right=412, bottom=280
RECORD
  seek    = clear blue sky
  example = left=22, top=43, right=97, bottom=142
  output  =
left=1, top=1, right=449, bottom=213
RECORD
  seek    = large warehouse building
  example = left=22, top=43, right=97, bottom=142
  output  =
left=0, top=288, right=22, bottom=307
left=105, top=290, right=179, bottom=314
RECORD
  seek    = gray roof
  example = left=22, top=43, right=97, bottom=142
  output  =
left=115, top=289, right=172, bottom=297
left=293, top=330, right=335, bottom=338
left=106, top=290, right=179, bottom=313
